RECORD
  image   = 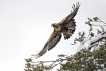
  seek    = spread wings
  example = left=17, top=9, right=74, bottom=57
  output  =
left=32, top=31, right=61, bottom=58
left=59, top=2, right=80, bottom=25
left=61, top=2, right=80, bottom=39
left=32, top=2, right=80, bottom=59
left=62, top=19, right=76, bottom=39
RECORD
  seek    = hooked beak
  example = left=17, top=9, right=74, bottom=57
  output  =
left=51, top=23, right=55, bottom=27
left=51, top=23, right=58, bottom=28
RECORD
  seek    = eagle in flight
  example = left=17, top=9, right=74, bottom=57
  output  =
left=32, top=2, right=80, bottom=59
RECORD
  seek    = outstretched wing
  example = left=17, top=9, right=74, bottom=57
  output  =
left=59, top=2, right=80, bottom=39
left=62, top=19, right=76, bottom=39
left=32, top=31, right=61, bottom=58
left=59, top=2, right=80, bottom=25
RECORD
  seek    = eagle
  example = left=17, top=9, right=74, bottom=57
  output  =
left=32, top=2, right=80, bottom=59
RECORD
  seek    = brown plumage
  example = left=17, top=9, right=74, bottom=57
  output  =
left=32, top=2, right=80, bottom=59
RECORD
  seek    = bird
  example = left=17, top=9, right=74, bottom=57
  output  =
left=32, top=2, right=80, bottom=59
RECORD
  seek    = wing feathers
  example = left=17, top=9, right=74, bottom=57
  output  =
left=63, top=19, right=76, bottom=39
left=48, top=33, right=61, bottom=50
left=60, top=2, right=80, bottom=39
left=59, top=2, right=80, bottom=25
left=33, top=31, right=61, bottom=58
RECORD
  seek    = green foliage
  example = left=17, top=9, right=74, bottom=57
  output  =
left=97, top=29, right=101, bottom=34
left=85, top=17, right=106, bottom=38
left=93, top=17, right=99, bottom=21
left=58, top=54, right=66, bottom=57
left=24, top=58, right=53, bottom=71
left=24, top=44, right=106, bottom=71
left=90, top=32, right=94, bottom=37
left=58, top=44, right=106, bottom=71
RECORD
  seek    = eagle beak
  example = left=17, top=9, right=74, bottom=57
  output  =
left=51, top=24, right=55, bottom=27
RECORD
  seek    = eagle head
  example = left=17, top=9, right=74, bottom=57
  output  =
left=51, top=23, right=61, bottom=32
left=51, top=23, right=58, bottom=27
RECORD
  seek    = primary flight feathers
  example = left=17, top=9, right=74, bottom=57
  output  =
left=32, top=2, right=80, bottom=59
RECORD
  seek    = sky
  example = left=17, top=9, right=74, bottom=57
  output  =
left=0, top=0, right=106, bottom=71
